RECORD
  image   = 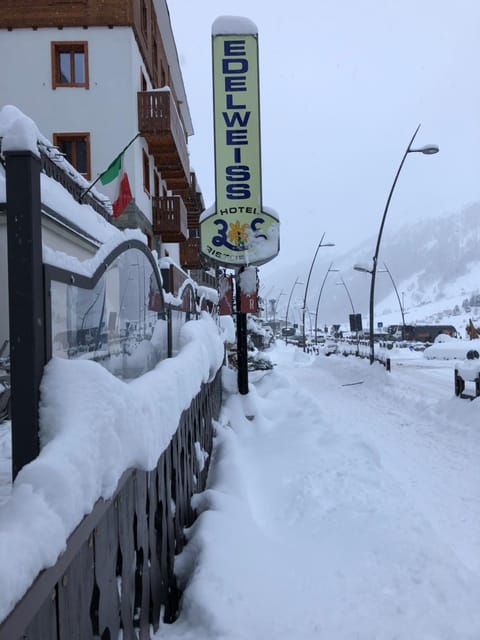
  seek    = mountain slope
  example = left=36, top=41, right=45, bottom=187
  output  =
left=261, top=201, right=480, bottom=337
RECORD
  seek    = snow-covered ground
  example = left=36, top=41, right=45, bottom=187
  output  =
left=156, top=341, right=480, bottom=640
left=2, top=336, right=480, bottom=637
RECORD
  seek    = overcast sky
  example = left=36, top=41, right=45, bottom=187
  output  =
left=168, top=1, right=480, bottom=281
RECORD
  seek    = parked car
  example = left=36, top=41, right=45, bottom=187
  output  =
left=408, top=342, right=431, bottom=352
left=323, top=339, right=338, bottom=356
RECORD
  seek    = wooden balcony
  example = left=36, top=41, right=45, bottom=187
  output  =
left=174, top=172, right=205, bottom=229
left=180, top=238, right=203, bottom=270
left=152, top=195, right=188, bottom=242
left=138, top=90, right=190, bottom=190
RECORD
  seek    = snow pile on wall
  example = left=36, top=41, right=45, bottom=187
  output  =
left=0, top=313, right=225, bottom=623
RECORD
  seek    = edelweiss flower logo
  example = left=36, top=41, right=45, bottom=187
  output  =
left=227, top=220, right=249, bottom=247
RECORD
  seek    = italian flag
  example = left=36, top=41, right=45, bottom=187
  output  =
left=99, top=153, right=132, bottom=218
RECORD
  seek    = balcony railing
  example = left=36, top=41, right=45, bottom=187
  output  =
left=174, top=170, right=204, bottom=215
left=138, top=90, right=190, bottom=190
left=189, top=269, right=217, bottom=289
left=180, top=238, right=203, bottom=270
left=175, top=173, right=205, bottom=231
left=152, top=195, right=188, bottom=242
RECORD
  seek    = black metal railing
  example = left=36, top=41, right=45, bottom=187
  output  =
left=0, top=370, right=222, bottom=640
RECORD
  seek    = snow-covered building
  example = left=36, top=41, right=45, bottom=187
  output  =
left=0, top=0, right=205, bottom=267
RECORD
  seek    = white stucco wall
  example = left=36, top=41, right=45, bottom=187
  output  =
left=154, top=0, right=194, bottom=136
left=0, top=26, right=157, bottom=222
left=162, top=242, right=180, bottom=264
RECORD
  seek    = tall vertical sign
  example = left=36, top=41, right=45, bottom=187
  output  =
left=201, top=16, right=279, bottom=268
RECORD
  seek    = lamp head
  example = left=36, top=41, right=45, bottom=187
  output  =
left=353, top=263, right=372, bottom=274
left=419, top=144, right=439, bottom=155
left=410, top=144, right=439, bottom=155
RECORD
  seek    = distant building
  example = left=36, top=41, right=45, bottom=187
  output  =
left=0, top=0, right=205, bottom=268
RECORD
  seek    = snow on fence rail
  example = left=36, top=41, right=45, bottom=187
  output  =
left=337, top=339, right=391, bottom=371
left=0, top=145, right=225, bottom=637
left=0, top=370, right=222, bottom=639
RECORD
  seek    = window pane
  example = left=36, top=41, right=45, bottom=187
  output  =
left=74, top=52, right=85, bottom=83
left=75, top=139, right=87, bottom=174
left=50, top=248, right=167, bottom=378
left=59, top=139, right=73, bottom=164
left=59, top=52, right=71, bottom=83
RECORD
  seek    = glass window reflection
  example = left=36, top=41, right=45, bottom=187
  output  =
left=50, top=248, right=168, bottom=379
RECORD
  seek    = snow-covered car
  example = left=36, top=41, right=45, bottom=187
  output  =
left=434, top=333, right=453, bottom=344
left=408, top=342, right=429, bottom=352
left=323, top=339, right=338, bottom=355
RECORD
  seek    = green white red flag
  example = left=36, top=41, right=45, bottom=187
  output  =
left=99, top=151, right=132, bottom=218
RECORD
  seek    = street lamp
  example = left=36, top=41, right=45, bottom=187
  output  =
left=314, top=263, right=339, bottom=344
left=259, top=287, right=275, bottom=322
left=273, top=291, right=285, bottom=334
left=382, top=263, right=406, bottom=341
left=302, top=233, right=335, bottom=351
left=336, top=277, right=355, bottom=315
left=285, top=276, right=303, bottom=345
left=336, top=277, right=359, bottom=351
left=259, top=285, right=274, bottom=321
left=354, top=262, right=406, bottom=341
left=365, top=124, right=438, bottom=363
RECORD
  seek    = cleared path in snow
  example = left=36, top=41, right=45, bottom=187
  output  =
left=157, top=344, right=480, bottom=640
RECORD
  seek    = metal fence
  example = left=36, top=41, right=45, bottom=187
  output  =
left=1, top=147, right=222, bottom=637
left=0, top=370, right=222, bottom=640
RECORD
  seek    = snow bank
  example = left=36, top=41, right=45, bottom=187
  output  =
left=0, top=314, right=225, bottom=623
left=424, top=337, right=480, bottom=360
left=1, top=110, right=39, bottom=157
left=155, top=343, right=480, bottom=639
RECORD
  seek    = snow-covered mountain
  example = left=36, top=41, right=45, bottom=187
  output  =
left=261, top=201, right=480, bottom=338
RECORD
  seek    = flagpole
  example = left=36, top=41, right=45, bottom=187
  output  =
left=79, top=131, right=141, bottom=202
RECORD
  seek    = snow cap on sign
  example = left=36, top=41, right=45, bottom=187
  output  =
left=212, top=16, right=258, bottom=35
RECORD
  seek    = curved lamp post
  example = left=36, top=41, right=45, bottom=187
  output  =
left=382, top=263, right=406, bottom=340
left=314, top=263, right=339, bottom=344
left=260, top=285, right=274, bottom=321
left=285, top=276, right=303, bottom=345
left=336, top=277, right=355, bottom=315
left=354, top=262, right=406, bottom=342
left=366, top=124, right=438, bottom=363
left=302, top=233, right=335, bottom=351
left=336, top=277, right=359, bottom=352
left=273, top=291, right=285, bottom=333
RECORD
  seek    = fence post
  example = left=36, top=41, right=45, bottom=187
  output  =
left=5, top=149, right=45, bottom=479
left=454, top=369, right=464, bottom=397
left=160, top=266, right=173, bottom=357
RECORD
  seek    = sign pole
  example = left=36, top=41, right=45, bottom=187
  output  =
left=236, top=270, right=249, bottom=395
left=205, top=17, right=280, bottom=401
